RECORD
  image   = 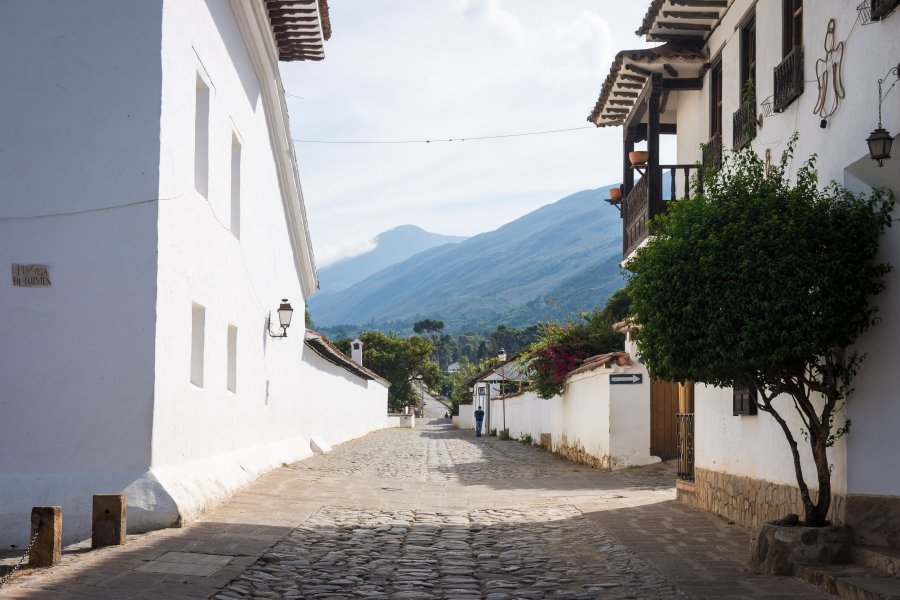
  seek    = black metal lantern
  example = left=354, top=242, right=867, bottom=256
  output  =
left=867, top=127, right=894, bottom=167
left=868, top=63, right=899, bottom=167
left=268, top=299, right=294, bottom=338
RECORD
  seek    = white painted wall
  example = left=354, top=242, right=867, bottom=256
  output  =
left=0, top=0, right=388, bottom=545
left=670, top=0, right=900, bottom=498
left=0, top=0, right=164, bottom=547
left=455, top=404, right=475, bottom=430
left=694, top=385, right=848, bottom=493
left=489, top=356, right=654, bottom=470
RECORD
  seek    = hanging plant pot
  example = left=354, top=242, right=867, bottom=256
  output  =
left=609, top=188, right=623, bottom=203
left=629, top=151, right=650, bottom=165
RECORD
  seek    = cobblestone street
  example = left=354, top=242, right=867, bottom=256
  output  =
left=2, top=420, right=832, bottom=599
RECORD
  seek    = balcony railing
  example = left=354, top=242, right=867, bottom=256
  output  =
left=732, top=99, right=757, bottom=150
left=676, top=412, right=695, bottom=482
left=773, top=46, right=803, bottom=113
left=702, top=133, right=722, bottom=173
left=622, top=164, right=701, bottom=257
left=872, top=0, right=900, bottom=21
left=623, top=174, right=649, bottom=258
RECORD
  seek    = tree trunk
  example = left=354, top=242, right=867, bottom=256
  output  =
left=805, top=433, right=832, bottom=527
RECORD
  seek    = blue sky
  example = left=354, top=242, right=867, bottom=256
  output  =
left=280, top=1, right=668, bottom=266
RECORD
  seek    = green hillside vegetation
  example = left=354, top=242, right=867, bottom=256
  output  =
left=308, top=187, right=623, bottom=333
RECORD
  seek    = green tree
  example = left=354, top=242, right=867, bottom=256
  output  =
left=338, top=332, right=443, bottom=412
left=413, top=319, right=445, bottom=335
left=627, top=141, right=894, bottom=527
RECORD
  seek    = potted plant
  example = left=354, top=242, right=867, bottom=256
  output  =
left=609, top=187, right=623, bottom=203
left=629, top=150, right=649, bottom=165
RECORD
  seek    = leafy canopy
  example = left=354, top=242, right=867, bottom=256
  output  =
left=338, top=331, right=443, bottom=412
left=628, top=145, right=893, bottom=390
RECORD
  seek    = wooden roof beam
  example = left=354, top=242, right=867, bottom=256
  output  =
left=662, top=10, right=720, bottom=19
left=657, top=21, right=712, bottom=31
left=670, top=0, right=726, bottom=7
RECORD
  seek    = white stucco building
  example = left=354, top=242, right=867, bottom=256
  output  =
left=0, top=0, right=389, bottom=546
left=589, top=0, right=900, bottom=546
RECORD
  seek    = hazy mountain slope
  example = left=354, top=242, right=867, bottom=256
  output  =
left=307, top=187, right=623, bottom=332
left=318, top=225, right=466, bottom=292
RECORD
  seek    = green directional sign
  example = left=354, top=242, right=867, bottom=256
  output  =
left=610, top=373, right=643, bottom=385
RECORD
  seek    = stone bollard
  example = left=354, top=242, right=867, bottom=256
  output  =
left=92, top=494, right=127, bottom=548
left=28, top=506, right=62, bottom=567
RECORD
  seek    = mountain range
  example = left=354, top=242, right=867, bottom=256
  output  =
left=318, top=225, right=466, bottom=293
left=308, top=186, right=625, bottom=334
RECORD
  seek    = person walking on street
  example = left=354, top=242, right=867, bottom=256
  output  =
left=474, top=405, right=485, bottom=437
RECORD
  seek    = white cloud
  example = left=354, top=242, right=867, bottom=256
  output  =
left=281, top=2, right=658, bottom=269
left=316, top=236, right=377, bottom=268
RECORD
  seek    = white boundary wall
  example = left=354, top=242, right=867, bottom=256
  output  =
left=490, top=357, right=655, bottom=470
left=454, top=404, right=475, bottom=430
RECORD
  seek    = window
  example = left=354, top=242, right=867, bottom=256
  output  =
left=774, top=0, right=804, bottom=113
left=194, top=76, right=210, bottom=197
left=705, top=58, right=723, bottom=169
left=734, top=13, right=757, bottom=149
left=227, top=324, right=237, bottom=393
left=733, top=387, right=758, bottom=416
left=230, top=134, right=241, bottom=239
left=191, top=303, right=206, bottom=387
left=782, top=0, right=802, bottom=57
left=709, top=59, right=723, bottom=139
left=740, top=15, right=756, bottom=93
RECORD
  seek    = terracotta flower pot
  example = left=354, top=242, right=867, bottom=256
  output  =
left=609, top=188, right=623, bottom=203
left=629, top=150, right=650, bottom=165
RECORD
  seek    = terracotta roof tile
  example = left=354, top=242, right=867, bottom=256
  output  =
left=565, top=352, right=634, bottom=378
left=304, top=330, right=390, bottom=387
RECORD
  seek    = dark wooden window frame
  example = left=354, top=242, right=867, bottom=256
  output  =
left=710, top=57, right=723, bottom=140
left=733, top=11, right=757, bottom=149
left=733, top=387, right=759, bottom=416
left=782, top=0, right=802, bottom=57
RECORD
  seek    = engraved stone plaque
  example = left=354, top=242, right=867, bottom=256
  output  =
left=11, top=263, right=51, bottom=287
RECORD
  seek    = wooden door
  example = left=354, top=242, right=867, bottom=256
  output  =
left=650, top=379, right=680, bottom=460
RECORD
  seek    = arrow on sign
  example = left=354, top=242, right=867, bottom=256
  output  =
left=610, top=373, right=643, bottom=384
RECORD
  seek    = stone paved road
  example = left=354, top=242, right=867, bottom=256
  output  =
left=2, top=420, right=832, bottom=599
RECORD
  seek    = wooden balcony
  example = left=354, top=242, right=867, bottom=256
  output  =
left=732, top=100, right=757, bottom=150
left=622, top=164, right=700, bottom=257
left=773, top=46, right=803, bottom=113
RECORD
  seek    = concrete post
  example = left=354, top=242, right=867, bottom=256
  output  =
left=28, top=506, right=62, bottom=567
left=92, top=494, right=127, bottom=548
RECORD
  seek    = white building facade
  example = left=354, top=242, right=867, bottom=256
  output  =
left=590, top=0, right=900, bottom=546
left=0, top=0, right=388, bottom=546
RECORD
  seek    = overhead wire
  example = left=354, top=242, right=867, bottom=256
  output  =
left=292, top=125, right=595, bottom=145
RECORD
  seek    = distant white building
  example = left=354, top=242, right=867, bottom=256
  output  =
left=0, top=0, right=388, bottom=546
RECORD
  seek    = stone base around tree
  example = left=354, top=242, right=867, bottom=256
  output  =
left=678, top=468, right=900, bottom=549
left=748, top=523, right=853, bottom=575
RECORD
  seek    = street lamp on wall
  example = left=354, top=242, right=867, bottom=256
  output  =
left=267, top=299, right=294, bottom=338
left=867, top=63, right=899, bottom=167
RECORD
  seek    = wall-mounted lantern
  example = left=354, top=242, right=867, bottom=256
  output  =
left=868, top=63, right=899, bottom=167
left=267, top=299, right=294, bottom=338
